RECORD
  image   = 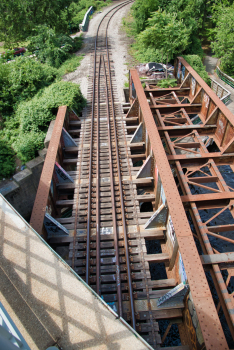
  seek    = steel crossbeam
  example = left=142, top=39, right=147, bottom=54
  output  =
left=130, top=65, right=231, bottom=349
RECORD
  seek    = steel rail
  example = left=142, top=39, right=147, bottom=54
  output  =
left=119, top=81, right=157, bottom=347
left=105, top=4, right=136, bottom=329
left=72, top=116, right=85, bottom=269
left=95, top=55, right=101, bottom=295
left=102, top=55, right=123, bottom=316
left=85, top=0, right=134, bottom=285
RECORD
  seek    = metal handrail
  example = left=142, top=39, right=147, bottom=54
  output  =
left=216, top=65, right=234, bottom=90
left=210, top=77, right=231, bottom=105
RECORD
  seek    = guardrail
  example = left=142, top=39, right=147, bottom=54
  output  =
left=210, top=77, right=231, bottom=104
left=216, top=65, right=234, bottom=90
left=79, top=6, right=94, bottom=32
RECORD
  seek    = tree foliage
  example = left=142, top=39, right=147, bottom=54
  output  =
left=0, top=0, right=71, bottom=45
left=0, top=57, right=57, bottom=117
left=131, top=0, right=160, bottom=34
left=0, top=138, right=15, bottom=179
left=129, top=0, right=212, bottom=62
left=211, top=5, right=234, bottom=76
left=17, top=81, right=85, bottom=134
left=183, top=55, right=211, bottom=85
left=7, top=81, right=86, bottom=163
left=28, top=25, right=82, bottom=67
left=0, top=0, right=112, bottom=46
left=138, top=10, right=190, bottom=63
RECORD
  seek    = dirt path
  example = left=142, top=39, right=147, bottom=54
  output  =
left=63, top=1, right=133, bottom=102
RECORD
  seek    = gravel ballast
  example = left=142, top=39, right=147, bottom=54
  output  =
left=63, top=0, right=133, bottom=101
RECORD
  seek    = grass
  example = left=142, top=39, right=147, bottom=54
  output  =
left=122, top=11, right=135, bottom=37
left=57, top=54, right=85, bottom=77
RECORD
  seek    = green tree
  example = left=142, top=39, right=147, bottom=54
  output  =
left=211, top=5, right=234, bottom=76
left=138, top=10, right=190, bottom=76
left=28, top=25, right=77, bottom=67
left=0, top=0, right=71, bottom=45
left=131, top=0, right=160, bottom=34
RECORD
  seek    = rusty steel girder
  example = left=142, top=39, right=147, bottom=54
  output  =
left=30, top=106, right=68, bottom=235
left=130, top=66, right=230, bottom=349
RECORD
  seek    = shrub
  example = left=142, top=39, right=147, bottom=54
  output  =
left=73, top=36, right=83, bottom=51
left=70, top=8, right=87, bottom=32
left=211, top=5, right=234, bottom=77
left=0, top=138, right=15, bottom=178
left=0, top=57, right=58, bottom=117
left=16, top=81, right=86, bottom=134
left=184, top=35, right=204, bottom=60
left=157, top=79, right=177, bottom=88
left=8, top=57, right=57, bottom=104
left=0, top=49, right=14, bottom=63
left=0, top=63, right=12, bottom=115
left=12, top=131, right=45, bottom=163
left=182, top=55, right=211, bottom=86
left=10, top=81, right=85, bottom=162
left=28, top=25, right=80, bottom=67
left=131, top=42, right=163, bottom=63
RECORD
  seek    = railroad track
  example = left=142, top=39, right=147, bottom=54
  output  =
left=56, top=1, right=167, bottom=347
left=74, top=0, right=136, bottom=325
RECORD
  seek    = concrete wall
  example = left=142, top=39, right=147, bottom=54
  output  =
left=0, top=195, right=152, bottom=350
left=79, top=6, right=94, bottom=32
left=0, top=153, right=46, bottom=221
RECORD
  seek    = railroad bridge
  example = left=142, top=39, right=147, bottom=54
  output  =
left=1, top=1, right=234, bottom=349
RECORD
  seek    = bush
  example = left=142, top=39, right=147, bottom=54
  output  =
left=10, top=81, right=85, bottom=162
left=0, top=63, right=12, bottom=115
left=0, top=49, right=14, bottom=63
left=184, top=35, right=204, bottom=60
left=17, top=81, right=86, bottom=134
left=73, top=36, right=83, bottom=51
left=157, top=79, right=177, bottom=88
left=8, top=57, right=57, bottom=104
left=131, top=42, right=163, bottom=63
left=0, top=57, right=58, bottom=117
left=70, top=8, right=87, bottom=32
left=182, top=55, right=211, bottom=86
left=0, top=138, right=15, bottom=179
left=211, top=5, right=234, bottom=77
left=28, top=25, right=80, bottom=67
left=12, top=131, right=45, bottom=163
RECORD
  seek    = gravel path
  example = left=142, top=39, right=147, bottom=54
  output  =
left=63, top=1, right=133, bottom=102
